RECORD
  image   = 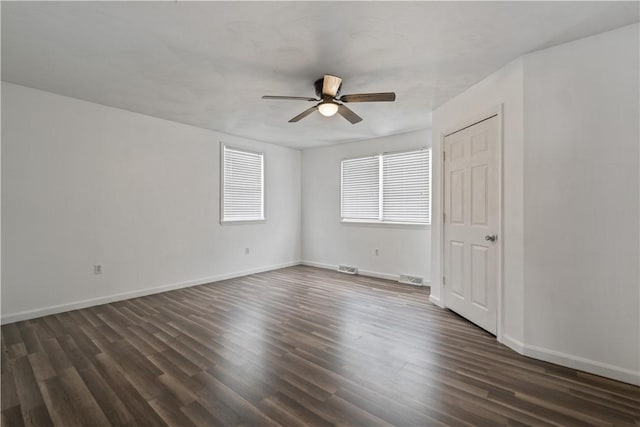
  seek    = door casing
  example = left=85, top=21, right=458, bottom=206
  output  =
left=439, top=105, right=504, bottom=341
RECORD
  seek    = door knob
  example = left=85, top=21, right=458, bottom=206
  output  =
left=485, top=235, right=497, bottom=242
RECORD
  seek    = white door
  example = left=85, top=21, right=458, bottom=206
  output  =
left=443, top=116, right=499, bottom=334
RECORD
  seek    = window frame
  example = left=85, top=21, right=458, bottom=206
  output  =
left=340, top=147, right=431, bottom=227
left=220, top=143, right=266, bottom=224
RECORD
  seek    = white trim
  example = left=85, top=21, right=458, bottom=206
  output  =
left=302, top=260, right=395, bottom=281
left=496, top=105, right=505, bottom=342
left=401, top=279, right=432, bottom=288
left=439, top=106, right=504, bottom=340
left=340, top=219, right=430, bottom=228
left=521, top=343, right=640, bottom=386
left=300, top=260, right=430, bottom=285
left=299, top=260, right=334, bottom=270
left=219, top=220, right=267, bottom=225
left=358, top=269, right=396, bottom=281
left=378, top=154, right=384, bottom=221
left=500, top=334, right=525, bottom=354
left=498, top=333, right=639, bottom=385
left=429, top=294, right=443, bottom=307
left=1, top=260, right=300, bottom=325
left=220, top=141, right=224, bottom=222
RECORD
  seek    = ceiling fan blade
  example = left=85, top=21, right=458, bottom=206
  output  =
left=322, top=75, right=342, bottom=97
left=262, top=95, right=318, bottom=101
left=289, top=106, right=318, bottom=122
left=339, top=92, right=396, bottom=103
left=337, top=104, right=363, bottom=124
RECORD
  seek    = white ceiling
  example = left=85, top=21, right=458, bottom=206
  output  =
left=2, top=2, right=638, bottom=149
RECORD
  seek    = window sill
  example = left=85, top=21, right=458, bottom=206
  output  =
left=341, top=219, right=431, bottom=229
left=220, top=219, right=266, bottom=225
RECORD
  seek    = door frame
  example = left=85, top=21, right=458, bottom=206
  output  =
left=439, top=105, right=504, bottom=340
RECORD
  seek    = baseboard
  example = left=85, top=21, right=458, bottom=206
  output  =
left=358, top=268, right=397, bottom=281
left=428, top=294, right=443, bottom=307
left=300, top=260, right=337, bottom=271
left=301, top=260, right=396, bottom=281
left=432, top=312, right=637, bottom=385
left=500, top=334, right=525, bottom=353
left=521, top=342, right=639, bottom=386
left=1, top=260, right=301, bottom=324
left=300, top=260, right=430, bottom=285
left=501, top=335, right=638, bottom=385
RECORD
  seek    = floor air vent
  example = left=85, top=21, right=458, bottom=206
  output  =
left=399, top=274, right=424, bottom=286
left=337, top=265, right=358, bottom=275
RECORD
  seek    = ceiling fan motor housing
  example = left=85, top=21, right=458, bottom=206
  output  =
left=314, top=77, right=341, bottom=99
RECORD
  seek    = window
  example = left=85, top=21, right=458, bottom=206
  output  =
left=341, top=149, right=430, bottom=224
left=382, top=150, right=431, bottom=224
left=341, top=156, right=380, bottom=221
left=221, top=144, right=264, bottom=222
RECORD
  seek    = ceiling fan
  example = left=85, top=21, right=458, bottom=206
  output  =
left=262, top=75, right=396, bottom=124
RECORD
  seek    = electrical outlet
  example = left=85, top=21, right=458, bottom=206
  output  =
left=245, top=247, right=250, bottom=255
left=94, top=264, right=103, bottom=275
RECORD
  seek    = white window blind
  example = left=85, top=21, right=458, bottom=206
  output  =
left=341, top=149, right=431, bottom=224
left=383, top=150, right=430, bottom=224
left=221, top=145, right=264, bottom=222
left=341, top=156, right=380, bottom=221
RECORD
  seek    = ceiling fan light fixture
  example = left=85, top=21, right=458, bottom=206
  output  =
left=262, top=75, right=395, bottom=124
left=318, top=102, right=339, bottom=117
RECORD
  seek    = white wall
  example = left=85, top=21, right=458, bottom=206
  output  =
left=522, top=24, right=639, bottom=383
left=431, top=58, right=525, bottom=346
left=1, top=82, right=301, bottom=322
left=301, top=130, right=431, bottom=282
left=431, top=23, right=639, bottom=385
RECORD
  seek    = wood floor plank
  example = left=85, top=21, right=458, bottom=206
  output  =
left=1, top=368, right=20, bottom=412
left=1, top=405, right=26, bottom=427
left=255, top=395, right=312, bottom=427
left=147, top=394, right=197, bottom=427
left=260, top=391, right=334, bottom=427
left=92, top=352, right=167, bottom=426
left=181, top=400, right=226, bottom=427
left=73, top=361, right=135, bottom=426
left=53, top=368, right=111, bottom=427
left=192, top=370, right=281, bottom=427
left=10, top=357, right=47, bottom=414
left=1, top=265, right=638, bottom=426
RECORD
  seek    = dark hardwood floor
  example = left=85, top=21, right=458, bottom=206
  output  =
left=2, top=265, right=639, bottom=426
